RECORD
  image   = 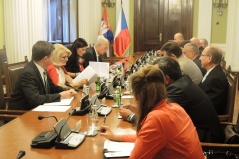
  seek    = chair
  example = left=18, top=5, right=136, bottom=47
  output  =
left=0, top=47, right=7, bottom=85
left=221, top=56, right=226, bottom=73
left=0, top=69, right=26, bottom=122
left=4, top=56, right=28, bottom=99
left=218, top=65, right=238, bottom=123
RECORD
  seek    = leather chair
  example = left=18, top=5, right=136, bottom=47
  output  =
left=218, top=65, right=238, bottom=123
left=0, top=69, right=26, bottom=122
left=4, top=56, right=28, bottom=99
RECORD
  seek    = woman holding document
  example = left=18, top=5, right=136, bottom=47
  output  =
left=65, top=38, right=88, bottom=78
left=46, top=44, right=88, bottom=89
left=100, top=65, right=204, bottom=159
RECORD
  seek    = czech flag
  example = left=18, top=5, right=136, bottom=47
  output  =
left=98, top=6, right=114, bottom=43
left=114, top=7, right=131, bottom=57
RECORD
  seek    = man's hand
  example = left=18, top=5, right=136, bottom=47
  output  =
left=60, top=89, right=77, bottom=99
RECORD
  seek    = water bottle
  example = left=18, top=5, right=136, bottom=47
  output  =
left=96, top=76, right=100, bottom=91
left=90, top=105, right=99, bottom=131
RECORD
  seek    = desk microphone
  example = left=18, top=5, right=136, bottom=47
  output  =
left=38, top=115, right=58, bottom=122
left=16, top=150, right=25, bottom=159
left=57, top=109, right=76, bottom=141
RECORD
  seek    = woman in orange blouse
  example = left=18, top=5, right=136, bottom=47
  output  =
left=100, top=65, right=205, bottom=159
left=46, top=44, right=88, bottom=89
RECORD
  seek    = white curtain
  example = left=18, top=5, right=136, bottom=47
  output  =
left=3, top=0, right=47, bottom=63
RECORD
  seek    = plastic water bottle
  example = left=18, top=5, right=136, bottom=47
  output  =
left=90, top=105, right=99, bottom=131
left=96, top=76, right=100, bottom=91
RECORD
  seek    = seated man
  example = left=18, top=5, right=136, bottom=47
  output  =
left=199, top=46, right=229, bottom=115
left=82, top=36, right=109, bottom=68
left=161, top=42, right=203, bottom=85
left=9, top=41, right=77, bottom=110
left=119, top=57, right=224, bottom=143
left=183, top=43, right=206, bottom=76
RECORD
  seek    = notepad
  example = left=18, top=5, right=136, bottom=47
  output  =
left=103, top=139, right=134, bottom=158
left=43, top=97, right=74, bottom=106
left=33, top=106, right=71, bottom=112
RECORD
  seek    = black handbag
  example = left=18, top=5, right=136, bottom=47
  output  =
left=224, top=125, right=239, bottom=144
left=204, top=150, right=239, bottom=159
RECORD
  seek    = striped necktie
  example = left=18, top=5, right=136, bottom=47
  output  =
left=43, top=71, right=48, bottom=93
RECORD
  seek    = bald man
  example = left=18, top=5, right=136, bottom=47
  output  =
left=174, top=33, right=184, bottom=45
left=199, top=46, right=229, bottom=115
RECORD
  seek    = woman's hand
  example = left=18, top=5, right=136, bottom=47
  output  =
left=99, top=125, right=122, bottom=141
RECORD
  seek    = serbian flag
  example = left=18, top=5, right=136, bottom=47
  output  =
left=114, top=7, right=131, bottom=57
left=98, top=6, right=114, bottom=44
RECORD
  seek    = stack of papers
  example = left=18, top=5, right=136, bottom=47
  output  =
left=32, top=97, right=74, bottom=112
left=103, top=139, right=134, bottom=158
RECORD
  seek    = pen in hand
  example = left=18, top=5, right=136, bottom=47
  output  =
left=101, top=115, right=107, bottom=133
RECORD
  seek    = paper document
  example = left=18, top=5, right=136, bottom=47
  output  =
left=89, top=61, right=109, bottom=78
left=72, top=66, right=97, bottom=84
left=103, top=139, right=134, bottom=152
left=33, top=106, right=71, bottom=112
left=43, top=97, right=74, bottom=106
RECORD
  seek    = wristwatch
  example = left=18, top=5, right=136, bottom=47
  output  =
left=127, top=114, right=135, bottom=122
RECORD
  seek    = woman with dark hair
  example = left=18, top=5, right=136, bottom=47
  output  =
left=100, top=65, right=204, bottom=159
left=65, top=38, right=88, bottom=78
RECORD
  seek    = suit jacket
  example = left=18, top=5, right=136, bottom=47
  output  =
left=9, top=61, right=65, bottom=110
left=193, top=56, right=206, bottom=76
left=82, top=47, right=103, bottom=68
left=65, top=54, right=80, bottom=73
left=199, top=65, right=229, bottom=115
left=167, top=75, right=224, bottom=143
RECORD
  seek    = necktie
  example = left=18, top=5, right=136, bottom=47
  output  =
left=43, top=71, right=48, bottom=93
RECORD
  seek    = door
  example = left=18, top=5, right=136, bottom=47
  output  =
left=134, top=0, right=193, bottom=52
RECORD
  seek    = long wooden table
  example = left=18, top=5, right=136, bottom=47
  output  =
left=0, top=94, right=136, bottom=159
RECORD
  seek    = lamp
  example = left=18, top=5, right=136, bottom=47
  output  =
left=101, top=0, right=115, bottom=8
left=213, top=0, right=228, bottom=16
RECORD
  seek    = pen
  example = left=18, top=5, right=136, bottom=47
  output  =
left=101, top=115, right=107, bottom=133
left=103, top=115, right=107, bottom=125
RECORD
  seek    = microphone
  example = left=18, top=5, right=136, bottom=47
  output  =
left=16, top=150, right=25, bottom=159
left=97, top=86, right=109, bottom=99
left=57, top=109, right=76, bottom=141
left=38, top=115, right=58, bottom=122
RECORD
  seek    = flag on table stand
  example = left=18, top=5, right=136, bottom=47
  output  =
left=114, top=6, right=131, bottom=57
left=98, top=5, right=114, bottom=57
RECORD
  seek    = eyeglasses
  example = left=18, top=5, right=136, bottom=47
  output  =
left=61, top=56, right=69, bottom=60
left=200, top=54, right=210, bottom=57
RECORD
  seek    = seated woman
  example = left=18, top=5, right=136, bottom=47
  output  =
left=46, top=44, right=88, bottom=89
left=100, top=65, right=204, bottom=159
left=65, top=38, right=88, bottom=78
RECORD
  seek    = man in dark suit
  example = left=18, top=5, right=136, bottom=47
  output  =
left=119, top=57, right=224, bottom=143
left=82, top=36, right=109, bottom=68
left=199, top=46, right=229, bottom=115
left=9, top=41, right=77, bottom=110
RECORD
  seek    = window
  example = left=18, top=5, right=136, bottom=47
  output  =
left=48, top=0, right=78, bottom=44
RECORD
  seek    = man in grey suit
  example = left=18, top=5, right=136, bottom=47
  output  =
left=199, top=46, right=229, bottom=115
left=9, top=41, right=77, bottom=110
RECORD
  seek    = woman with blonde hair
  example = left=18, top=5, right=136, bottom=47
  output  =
left=100, top=65, right=204, bottom=159
left=46, top=44, right=88, bottom=89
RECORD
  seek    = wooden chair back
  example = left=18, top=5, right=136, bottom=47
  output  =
left=0, top=69, right=26, bottom=122
left=218, top=65, right=238, bottom=123
left=4, top=56, right=28, bottom=98
left=0, top=70, right=5, bottom=109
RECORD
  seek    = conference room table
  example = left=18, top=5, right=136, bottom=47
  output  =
left=0, top=92, right=136, bottom=159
